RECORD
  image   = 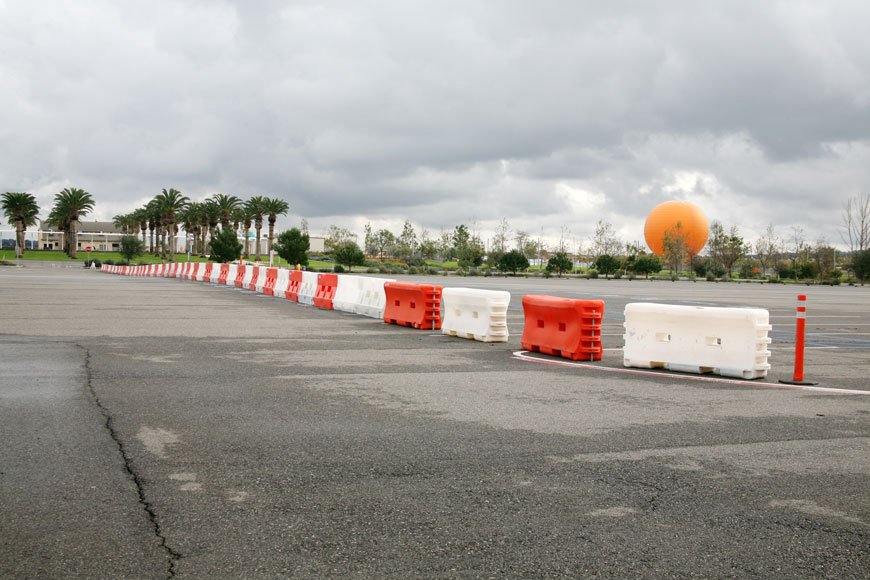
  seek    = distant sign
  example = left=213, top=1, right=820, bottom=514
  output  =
left=86, top=246, right=92, bottom=252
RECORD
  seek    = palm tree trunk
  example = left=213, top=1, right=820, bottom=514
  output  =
left=169, top=223, right=176, bottom=262
left=243, top=224, right=251, bottom=259
left=70, top=219, right=79, bottom=259
left=255, top=220, right=262, bottom=261
left=16, top=221, right=24, bottom=259
left=161, top=225, right=168, bottom=261
left=267, top=218, right=276, bottom=262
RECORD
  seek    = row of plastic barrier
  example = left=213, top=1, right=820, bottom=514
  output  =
left=100, top=264, right=773, bottom=379
left=101, top=263, right=398, bottom=321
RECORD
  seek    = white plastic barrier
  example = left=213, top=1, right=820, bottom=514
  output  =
left=209, top=263, right=222, bottom=284
left=332, top=275, right=361, bottom=314
left=353, top=276, right=395, bottom=318
left=241, top=265, right=255, bottom=289
left=225, top=264, right=238, bottom=286
left=297, top=271, right=319, bottom=305
left=441, top=288, right=510, bottom=343
left=194, top=263, right=208, bottom=282
left=255, top=267, right=273, bottom=294
left=623, top=303, right=772, bottom=379
left=273, top=268, right=290, bottom=296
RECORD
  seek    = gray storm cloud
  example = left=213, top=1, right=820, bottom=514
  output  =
left=1, top=0, right=867, bottom=248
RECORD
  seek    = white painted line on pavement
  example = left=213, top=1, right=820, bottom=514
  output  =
left=511, top=351, right=870, bottom=395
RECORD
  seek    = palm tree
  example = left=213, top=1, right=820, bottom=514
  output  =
left=245, top=196, right=266, bottom=261
left=178, top=204, right=196, bottom=257
left=131, top=207, right=149, bottom=249
left=113, top=213, right=133, bottom=234
left=52, top=188, right=95, bottom=259
left=144, top=199, right=162, bottom=255
left=230, top=207, right=246, bottom=235
left=1, top=192, right=40, bottom=258
left=155, top=188, right=189, bottom=262
left=262, top=197, right=290, bottom=262
left=44, top=205, right=68, bottom=253
left=240, top=205, right=255, bottom=259
left=201, top=201, right=220, bottom=257
left=210, top=194, right=243, bottom=231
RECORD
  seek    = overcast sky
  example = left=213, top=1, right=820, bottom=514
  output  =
left=2, top=1, right=868, bottom=251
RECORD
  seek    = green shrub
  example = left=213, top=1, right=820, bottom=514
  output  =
left=366, top=267, right=378, bottom=273
left=588, top=270, right=599, bottom=279
left=408, top=266, right=418, bottom=274
left=333, top=264, right=345, bottom=273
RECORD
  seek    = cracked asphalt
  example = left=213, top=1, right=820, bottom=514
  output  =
left=1, top=264, right=869, bottom=579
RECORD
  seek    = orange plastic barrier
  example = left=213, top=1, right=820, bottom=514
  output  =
left=234, top=264, right=247, bottom=288
left=383, top=281, right=443, bottom=330
left=247, top=266, right=260, bottom=291
left=313, top=274, right=338, bottom=309
left=520, top=295, right=604, bottom=361
left=200, top=263, right=213, bottom=282
left=285, top=270, right=303, bottom=301
left=262, top=268, right=279, bottom=296
left=217, top=264, right=230, bottom=285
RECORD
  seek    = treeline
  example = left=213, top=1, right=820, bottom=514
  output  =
left=317, top=194, right=869, bottom=283
left=1, top=188, right=94, bottom=259
left=112, top=192, right=289, bottom=262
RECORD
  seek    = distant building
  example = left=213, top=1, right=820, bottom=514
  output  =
left=30, top=222, right=327, bottom=254
left=309, top=236, right=326, bottom=253
left=37, top=220, right=125, bottom=251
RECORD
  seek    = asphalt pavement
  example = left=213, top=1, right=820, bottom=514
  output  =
left=1, top=263, right=868, bottom=579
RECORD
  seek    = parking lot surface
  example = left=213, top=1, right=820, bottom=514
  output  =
left=2, top=264, right=868, bottom=578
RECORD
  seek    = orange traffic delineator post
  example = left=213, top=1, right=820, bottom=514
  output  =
left=313, top=273, right=339, bottom=309
left=285, top=270, right=303, bottom=301
left=780, top=294, right=818, bottom=386
left=521, top=295, right=604, bottom=361
left=383, top=281, right=443, bottom=330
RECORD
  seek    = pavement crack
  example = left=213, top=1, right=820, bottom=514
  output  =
left=81, top=345, right=181, bottom=579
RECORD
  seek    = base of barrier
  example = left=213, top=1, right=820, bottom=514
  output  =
left=779, top=379, right=819, bottom=386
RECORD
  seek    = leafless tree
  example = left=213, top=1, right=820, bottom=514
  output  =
left=590, top=219, right=622, bottom=259
left=840, top=193, right=870, bottom=253
left=755, top=224, right=780, bottom=277
left=789, top=225, right=808, bottom=271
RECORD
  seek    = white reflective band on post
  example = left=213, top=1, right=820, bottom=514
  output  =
left=797, top=311, right=806, bottom=319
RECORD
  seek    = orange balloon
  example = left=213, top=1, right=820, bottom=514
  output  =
left=644, top=201, right=709, bottom=256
